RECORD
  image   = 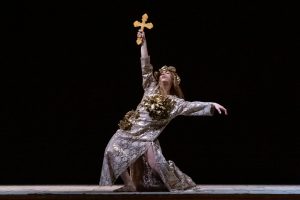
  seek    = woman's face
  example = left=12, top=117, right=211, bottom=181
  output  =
left=159, top=71, right=173, bottom=84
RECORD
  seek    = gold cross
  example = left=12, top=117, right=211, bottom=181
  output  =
left=133, top=13, right=153, bottom=45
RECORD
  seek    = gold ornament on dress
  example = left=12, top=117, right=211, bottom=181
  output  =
left=143, top=94, right=175, bottom=120
left=133, top=13, right=153, bottom=45
left=118, top=110, right=140, bottom=130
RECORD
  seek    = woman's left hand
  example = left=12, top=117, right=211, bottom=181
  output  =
left=212, top=103, right=228, bottom=115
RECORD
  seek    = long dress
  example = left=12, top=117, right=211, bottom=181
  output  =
left=99, top=56, right=215, bottom=192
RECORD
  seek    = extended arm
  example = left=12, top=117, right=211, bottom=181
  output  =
left=174, top=99, right=227, bottom=116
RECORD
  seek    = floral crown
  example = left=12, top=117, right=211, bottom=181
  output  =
left=155, top=65, right=181, bottom=84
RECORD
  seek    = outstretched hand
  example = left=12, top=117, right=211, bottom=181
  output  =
left=212, top=103, right=228, bottom=115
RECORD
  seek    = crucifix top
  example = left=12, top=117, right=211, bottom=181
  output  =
left=133, top=13, right=153, bottom=45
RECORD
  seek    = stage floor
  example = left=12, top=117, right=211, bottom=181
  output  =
left=1, top=185, right=300, bottom=200
left=1, top=185, right=300, bottom=194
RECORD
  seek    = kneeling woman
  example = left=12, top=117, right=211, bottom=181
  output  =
left=99, top=31, right=227, bottom=192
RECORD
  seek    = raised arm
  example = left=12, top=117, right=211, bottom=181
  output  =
left=138, top=30, right=156, bottom=90
left=139, top=30, right=148, bottom=58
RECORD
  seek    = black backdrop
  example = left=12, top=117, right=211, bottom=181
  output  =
left=1, top=0, right=299, bottom=184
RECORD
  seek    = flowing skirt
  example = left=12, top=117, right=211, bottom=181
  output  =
left=99, top=132, right=196, bottom=192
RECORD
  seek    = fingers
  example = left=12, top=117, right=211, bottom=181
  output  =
left=214, top=104, right=228, bottom=115
left=222, top=107, right=228, bottom=115
left=220, top=106, right=228, bottom=115
left=216, top=107, right=222, bottom=114
left=137, top=30, right=144, bottom=38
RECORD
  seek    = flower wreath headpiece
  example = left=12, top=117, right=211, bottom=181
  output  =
left=154, top=65, right=181, bottom=84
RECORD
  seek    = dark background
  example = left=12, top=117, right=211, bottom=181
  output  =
left=1, top=0, right=299, bottom=184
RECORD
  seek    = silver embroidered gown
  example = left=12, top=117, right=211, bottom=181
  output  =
left=99, top=56, right=215, bottom=191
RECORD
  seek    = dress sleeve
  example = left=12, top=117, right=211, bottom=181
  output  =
left=141, top=56, right=156, bottom=90
left=174, top=98, right=215, bottom=116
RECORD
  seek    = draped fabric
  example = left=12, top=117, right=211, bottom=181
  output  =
left=99, top=56, right=214, bottom=191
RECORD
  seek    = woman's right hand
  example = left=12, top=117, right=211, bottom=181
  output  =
left=137, top=30, right=145, bottom=44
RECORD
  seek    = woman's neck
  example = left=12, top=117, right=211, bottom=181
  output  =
left=159, top=83, right=171, bottom=96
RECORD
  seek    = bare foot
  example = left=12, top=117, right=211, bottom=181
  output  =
left=113, top=184, right=136, bottom=192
